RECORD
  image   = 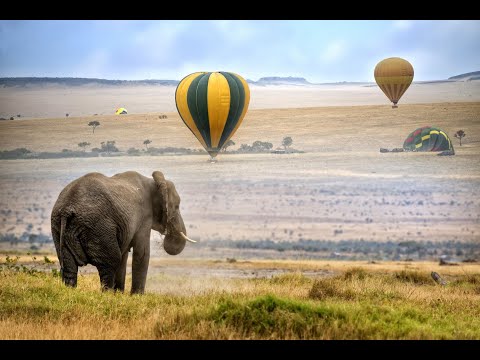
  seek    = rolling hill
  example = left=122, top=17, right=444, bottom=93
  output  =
left=1, top=71, right=478, bottom=88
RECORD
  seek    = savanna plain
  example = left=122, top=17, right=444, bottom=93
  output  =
left=0, top=82, right=479, bottom=339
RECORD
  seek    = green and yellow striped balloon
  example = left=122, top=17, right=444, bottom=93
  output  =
left=175, top=71, right=250, bottom=159
left=403, top=126, right=453, bottom=152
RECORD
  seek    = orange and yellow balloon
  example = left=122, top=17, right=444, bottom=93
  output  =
left=374, top=57, right=414, bottom=108
left=175, top=71, right=250, bottom=160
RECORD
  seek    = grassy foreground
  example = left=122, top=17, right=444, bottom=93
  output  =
left=0, top=261, right=479, bottom=339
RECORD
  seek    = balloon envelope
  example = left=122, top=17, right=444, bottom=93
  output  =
left=175, top=72, right=250, bottom=158
left=374, top=57, right=414, bottom=107
left=115, top=107, right=128, bottom=115
left=403, top=126, right=453, bottom=152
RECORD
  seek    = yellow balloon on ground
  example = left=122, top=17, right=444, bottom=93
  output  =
left=374, top=57, right=414, bottom=108
left=175, top=71, right=250, bottom=160
left=115, top=107, right=128, bottom=115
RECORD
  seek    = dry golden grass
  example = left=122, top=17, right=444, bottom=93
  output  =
left=1, top=102, right=479, bottom=153
left=1, top=261, right=479, bottom=339
left=12, top=253, right=480, bottom=277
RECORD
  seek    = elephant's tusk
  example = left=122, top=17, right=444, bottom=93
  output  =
left=180, top=232, right=197, bottom=243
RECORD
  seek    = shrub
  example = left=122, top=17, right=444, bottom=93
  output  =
left=394, top=270, right=433, bottom=285
left=127, top=147, right=141, bottom=156
left=0, top=148, right=32, bottom=159
left=309, top=277, right=356, bottom=300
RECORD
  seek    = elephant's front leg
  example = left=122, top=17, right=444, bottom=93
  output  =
left=131, top=229, right=151, bottom=294
left=114, top=251, right=129, bottom=292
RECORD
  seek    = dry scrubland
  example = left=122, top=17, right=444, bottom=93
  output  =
left=1, top=81, right=479, bottom=118
left=0, top=257, right=479, bottom=339
left=0, top=102, right=479, bottom=246
left=0, top=84, right=479, bottom=339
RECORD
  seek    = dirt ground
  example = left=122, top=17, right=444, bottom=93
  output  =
left=1, top=100, right=479, bottom=255
left=1, top=80, right=479, bottom=119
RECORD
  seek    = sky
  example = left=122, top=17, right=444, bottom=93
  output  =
left=0, top=20, right=479, bottom=83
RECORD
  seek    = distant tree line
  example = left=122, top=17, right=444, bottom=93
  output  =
left=1, top=232, right=477, bottom=261
left=224, top=137, right=303, bottom=154
left=0, top=135, right=303, bottom=160
left=0, top=114, right=21, bottom=121
left=0, top=145, right=205, bottom=159
left=199, top=239, right=480, bottom=262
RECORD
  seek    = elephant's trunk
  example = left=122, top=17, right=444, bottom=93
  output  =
left=163, top=233, right=186, bottom=255
left=163, top=215, right=187, bottom=255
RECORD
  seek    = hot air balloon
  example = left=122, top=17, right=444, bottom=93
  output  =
left=175, top=71, right=250, bottom=162
left=374, top=57, right=414, bottom=108
left=115, top=107, right=128, bottom=115
left=403, top=126, right=453, bottom=152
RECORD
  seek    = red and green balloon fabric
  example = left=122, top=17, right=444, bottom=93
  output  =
left=403, top=126, right=453, bottom=152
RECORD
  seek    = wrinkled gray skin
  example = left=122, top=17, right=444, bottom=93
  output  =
left=51, top=171, right=188, bottom=294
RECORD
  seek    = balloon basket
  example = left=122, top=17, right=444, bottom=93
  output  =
left=392, top=104, right=398, bottom=109
left=207, top=156, right=218, bottom=163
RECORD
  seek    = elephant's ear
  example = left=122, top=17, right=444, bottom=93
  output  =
left=152, top=171, right=168, bottom=227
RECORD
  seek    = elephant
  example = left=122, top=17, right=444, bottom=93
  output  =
left=50, top=170, right=196, bottom=294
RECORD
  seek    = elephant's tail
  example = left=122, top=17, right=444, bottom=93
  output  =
left=59, top=216, right=67, bottom=270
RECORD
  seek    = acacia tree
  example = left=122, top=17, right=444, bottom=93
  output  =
left=222, top=139, right=235, bottom=152
left=239, top=144, right=252, bottom=152
left=252, top=141, right=273, bottom=152
left=454, top=130, right=466, bottom=146
left=88, top=121, right=100, bottom=134
left=282, top=136, right=293, bottom=151
left=78, top=142, right=91, bottom=152
left=143, top=139, right=152, bottom=151
left=101, top=140, right=118, bottom=155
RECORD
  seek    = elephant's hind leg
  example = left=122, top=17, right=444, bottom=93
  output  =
left=98, top=265, right=117, bottom=291
left=61, top=247, right=78, bottom=287
left=89, top=237, right=122, bottom=291
left=114, top=251, right=129, bottom=292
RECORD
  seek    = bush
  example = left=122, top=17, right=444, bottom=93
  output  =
left=146, top=147, right=196, bottom=155
left=208, top=295, right=336, bottom=338
left=309, top=278, right=353, bottom=300
left=343, top=267, right=369, bottom=280
left=99, top=141, right=119, bottom=153
left=127, top=147, right=141, bottom=156
left=394, top=270, right=433, bottom=285
left=36, top=151, right=98, bottom=159
left=0, top=148, right=32, bottom=159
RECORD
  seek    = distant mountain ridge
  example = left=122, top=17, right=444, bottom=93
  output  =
left=1, top=71, right=478, bottom=88
left=0, top=77, right=179, bottom=87
left=256, top=77, right=310, bottom=85
left=448, top=71, right=480, bottom=81
left=0, top=76, right=311, bottom=87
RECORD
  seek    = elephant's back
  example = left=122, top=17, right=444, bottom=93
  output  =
left=52, top=173, right=116, bottom=217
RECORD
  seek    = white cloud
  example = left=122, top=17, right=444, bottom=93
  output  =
left=320, top=40, right=347, bottom=63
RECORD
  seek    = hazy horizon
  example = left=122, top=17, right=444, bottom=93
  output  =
left=0, top=71, right=478, bottom=84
